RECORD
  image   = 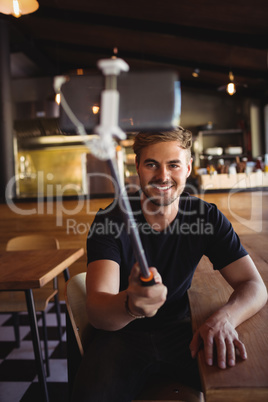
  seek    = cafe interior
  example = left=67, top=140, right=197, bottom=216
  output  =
left=0, top=1, right=267, bottom=401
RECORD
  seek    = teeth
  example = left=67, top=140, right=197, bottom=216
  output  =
left=153, top=185, right=171, bottom=190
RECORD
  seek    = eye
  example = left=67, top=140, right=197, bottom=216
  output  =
left=169, top=164, right=180, bottom=169
left=146, top=162, right=157, bottom=168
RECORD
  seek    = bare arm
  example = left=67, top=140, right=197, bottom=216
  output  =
left=86, top=260, right=167, bottom=331
left=190, top=254, right=268, bottom=369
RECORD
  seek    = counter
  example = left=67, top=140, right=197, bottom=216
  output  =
left=198, top=171, right=268, bottom=191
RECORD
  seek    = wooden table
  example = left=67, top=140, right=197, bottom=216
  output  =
left=0, top=248, right=84, bottom=402
left=188, top=235, right=268, bottom=401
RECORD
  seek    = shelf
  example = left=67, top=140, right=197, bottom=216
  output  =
left=198, top=129, right=243, bottom=136
left=198, top=172, right=268, bottom=191
left=200, top=154, right=246, bottom=160
left=195, top=128, right=246, bottom=168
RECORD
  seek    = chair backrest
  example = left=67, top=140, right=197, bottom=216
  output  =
left=6, top=234, right=59, bottom=251
left=65, top=272, right=93, bottom=356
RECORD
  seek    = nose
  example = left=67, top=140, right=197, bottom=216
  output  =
left=154, top=165, right=170, bottom=182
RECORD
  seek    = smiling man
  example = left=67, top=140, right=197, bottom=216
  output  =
left=72, top=127, right=267, bottom=402
left=134, top=130, right=192, bottom=232
left=136, top=141, right=191, bottom=205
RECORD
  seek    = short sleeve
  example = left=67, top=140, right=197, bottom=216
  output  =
left=204, top=204, right=248, bottom=270
left=86, top=210, right=122, bottom=266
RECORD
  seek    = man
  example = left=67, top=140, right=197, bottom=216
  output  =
left=72, top=127, right=267, bottom=402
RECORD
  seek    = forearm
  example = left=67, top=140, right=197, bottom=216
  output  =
left=86, top=264, right=167, bottom=331
left=207, top=279, right=267, bottom=329
left=190, top=255, right=267, bottom=369
left=86, top=289, right=136, bottom=331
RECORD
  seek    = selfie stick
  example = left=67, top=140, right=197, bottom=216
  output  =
left=54, top=58, right=155, bottom=286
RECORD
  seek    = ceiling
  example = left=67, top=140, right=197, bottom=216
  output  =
left=2, top=0, right=268, bottom=98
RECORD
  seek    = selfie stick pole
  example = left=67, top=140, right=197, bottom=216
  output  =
left=95, top=59, right=154, bottom=286
left=54, top=58, right=154, bottom=285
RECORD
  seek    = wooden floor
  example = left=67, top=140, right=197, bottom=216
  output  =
left=0, top=191, right=267, bottom=299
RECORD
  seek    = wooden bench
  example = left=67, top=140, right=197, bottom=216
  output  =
left=188, top=234, right=268, bottom=402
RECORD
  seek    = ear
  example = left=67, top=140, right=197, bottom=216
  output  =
left=135, top=155, right=139, bottom=172
left=186, top=158, right=193, bottom=178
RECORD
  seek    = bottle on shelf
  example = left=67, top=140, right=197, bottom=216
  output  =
left=236, top=156, right=247, bottom=173
left=255, top=157, right=262, bottom=172
left=264, top=154, right=268, bottom=173
left=217, top=159, right=229, bottom=174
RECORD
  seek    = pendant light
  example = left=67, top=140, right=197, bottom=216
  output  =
left=0, top=0, right=39, bottom=18
left=226, top=71, right=236, bottom=96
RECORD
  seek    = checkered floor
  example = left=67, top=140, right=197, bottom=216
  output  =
left=0, top=302, right=69, bottom=402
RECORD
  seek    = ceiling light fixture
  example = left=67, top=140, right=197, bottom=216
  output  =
left=55, top=93, right=61, bottom=106
left=0, top=0, right=39, bottom=18
left=92, top=105, right=100, bottom=115
left=192, top=68, right=200, bottom=78
left=112, top=47, right=118, bottom=60
left=226, top=71, right=236, bottom=95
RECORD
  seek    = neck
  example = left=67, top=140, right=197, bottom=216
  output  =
left=140, top=192, right=179, bottom=231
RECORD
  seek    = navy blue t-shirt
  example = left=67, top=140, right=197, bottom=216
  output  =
left=87, top=192, right=247, bottom=330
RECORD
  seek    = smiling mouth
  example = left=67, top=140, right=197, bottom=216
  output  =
left=150, top=183, right=173, bottom=191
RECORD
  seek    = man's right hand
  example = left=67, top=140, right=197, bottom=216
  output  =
left=126, top=263, right=167, bottom=317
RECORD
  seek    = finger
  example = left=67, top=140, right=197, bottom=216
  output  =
left=203, top=332, right=214, bottom=366
left=189, top=331, right=203, bottom=358
left=234, top=339, right=247, bottom=360
left=226, top=338, right=236, bottom=367
left=129, top=263, right=141, bottom=283
left=214, top=336, right=227, bottom=369
left=149, top=267, right=162, bottom=284
left=146, top=308, right=158, bottom=317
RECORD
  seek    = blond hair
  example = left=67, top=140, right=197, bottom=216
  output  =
left=133, top=127, right=192, bottom=164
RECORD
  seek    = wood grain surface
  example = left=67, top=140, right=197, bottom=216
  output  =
left=0, top=248, right=84, bottom=289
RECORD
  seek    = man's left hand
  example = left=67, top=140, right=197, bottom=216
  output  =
left=189, top=316, right=247, bottom=369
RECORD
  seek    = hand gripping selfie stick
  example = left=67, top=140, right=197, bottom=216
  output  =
left=54, top=58, right=155, bottom=286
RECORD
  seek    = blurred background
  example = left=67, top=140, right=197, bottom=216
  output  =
left=1, top=0, right=268, bottom=198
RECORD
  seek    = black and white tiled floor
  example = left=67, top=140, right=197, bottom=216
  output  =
left=0, top=303, right=69, bottom=402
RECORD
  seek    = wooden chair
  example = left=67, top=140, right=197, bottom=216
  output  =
left=0, top=234, right=63, bottom=377
left=65, top=272, right=204, bottom=401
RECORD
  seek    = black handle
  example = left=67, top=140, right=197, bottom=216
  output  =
left=140, top=269, right=156, bottom=287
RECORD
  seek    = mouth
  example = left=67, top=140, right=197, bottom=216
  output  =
left=150, top=183, right=174, bottom=192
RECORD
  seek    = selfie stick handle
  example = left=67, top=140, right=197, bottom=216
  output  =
left=96, top=59, right=155, bottom=285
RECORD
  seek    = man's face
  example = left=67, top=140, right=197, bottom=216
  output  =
left=136, top=141, right=192, bottom=207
